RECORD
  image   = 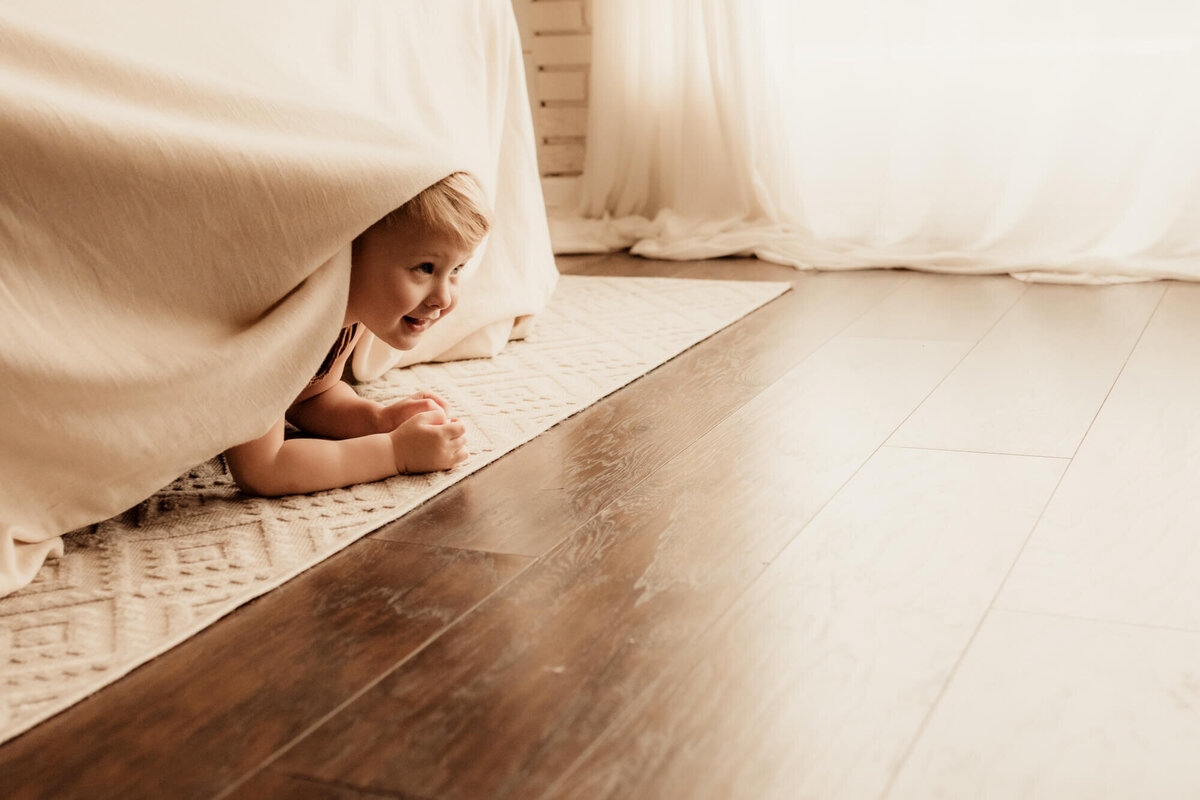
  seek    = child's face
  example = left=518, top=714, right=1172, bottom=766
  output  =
left=347, top=221, right=473, bottom=351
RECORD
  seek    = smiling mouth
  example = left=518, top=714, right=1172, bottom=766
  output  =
left=403, top=315, right=434, bottom=332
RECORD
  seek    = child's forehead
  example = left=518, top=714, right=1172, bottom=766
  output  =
left=369, top=223, right=471, bottom=262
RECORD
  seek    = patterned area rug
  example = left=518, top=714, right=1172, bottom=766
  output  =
left=0, top=275, right=788, bottom=745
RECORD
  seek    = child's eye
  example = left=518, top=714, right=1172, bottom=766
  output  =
left=451, top=265, right=463, bottom=276
left=414, top=262, right=436, bottom=275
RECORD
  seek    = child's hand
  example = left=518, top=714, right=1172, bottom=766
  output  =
left=379, top=391, right=452, bottom=432
left=388, top=408, right=468, bottom=473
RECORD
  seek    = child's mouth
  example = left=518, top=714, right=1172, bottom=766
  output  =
left=403, top=315, right=432, bottom=333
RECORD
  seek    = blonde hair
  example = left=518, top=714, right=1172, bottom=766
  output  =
left=377, top=171, right=491, bottom=248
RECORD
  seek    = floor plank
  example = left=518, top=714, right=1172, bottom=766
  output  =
left=997, top=282, right=1200, bottom=629
left=368, top=267, right=909, bottom=556
left=841, top=271, right=1026, bottom=342
left=542, top=448, right=1065, bottom=800
left=0, top=540, right=528, bottom=800
left=890, top=282, right=1164, bottom=457
left=888, top=610, right=1200, bottom=799
left=257, top=335, right=967, bottom=800
left=229, top=771, right=403, bottom=799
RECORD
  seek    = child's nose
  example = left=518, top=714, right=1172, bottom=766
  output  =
left=426, top=278, right=454, bottom=309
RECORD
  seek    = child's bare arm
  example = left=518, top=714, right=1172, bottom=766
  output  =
left=224, top=417, right=396, bottom=497
left=288, top=378, right=453, bottom=440
left=225, top=411, right=468, bottom=497
left=286, top=380, right=386, bottom=439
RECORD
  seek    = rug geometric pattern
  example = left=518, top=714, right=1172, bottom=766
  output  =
left=0, top=275, right=789, bottom=745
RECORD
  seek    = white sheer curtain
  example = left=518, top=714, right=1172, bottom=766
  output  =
left=556, top=0, right=1200, bottom=282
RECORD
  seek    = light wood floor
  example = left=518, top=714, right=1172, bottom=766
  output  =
left=5, top=253, right=1200, bottom=799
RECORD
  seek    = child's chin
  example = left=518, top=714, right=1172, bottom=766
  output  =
left=386, top=337, right=419, bottom=351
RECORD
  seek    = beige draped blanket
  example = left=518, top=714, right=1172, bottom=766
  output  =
left=0, top=0, right=557, bottom=595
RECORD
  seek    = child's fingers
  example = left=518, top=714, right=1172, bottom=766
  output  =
left=411, top=391, right=450, bottom=413
left=400, top=398, right=439, bottom=413
left=410, top=408, right=448, bottom=426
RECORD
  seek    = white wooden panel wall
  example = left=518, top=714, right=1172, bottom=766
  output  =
left=512, top=0, right=591, bottom=208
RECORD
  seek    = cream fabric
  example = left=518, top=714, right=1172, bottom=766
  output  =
left=0, top=0, right=556, bottom=596
left=556, top=0, right=1200, bottom=283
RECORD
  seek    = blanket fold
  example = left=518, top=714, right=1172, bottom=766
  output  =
left=0, top=0, right=557, bottom=595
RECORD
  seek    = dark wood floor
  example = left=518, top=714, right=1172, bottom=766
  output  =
left=0, top=253, right=908, bottom=799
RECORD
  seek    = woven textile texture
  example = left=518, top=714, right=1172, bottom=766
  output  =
left=0, top=275, right=788, bottom=745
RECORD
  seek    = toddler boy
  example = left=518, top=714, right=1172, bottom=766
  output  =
left=224, top=172, right=489, bottom=496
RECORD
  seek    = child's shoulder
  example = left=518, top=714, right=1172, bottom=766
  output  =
left=294, top=323, right=364, bottom=403
left=310, top=323, right=362, bottom=384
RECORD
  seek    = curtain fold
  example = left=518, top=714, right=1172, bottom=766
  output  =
left=556, top=0, right=1200, bottom=282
